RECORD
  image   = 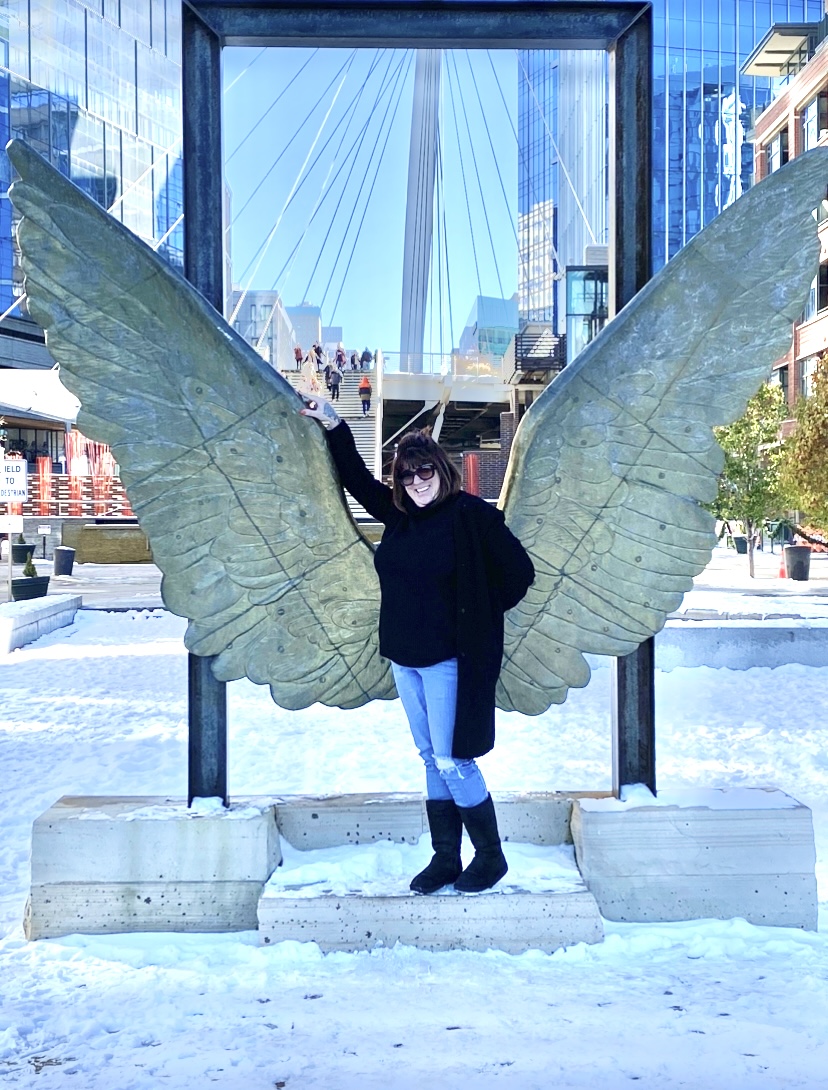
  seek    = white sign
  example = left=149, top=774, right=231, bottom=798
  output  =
left=37, top=525, right=51, bottom=535
left=1, top=459, right=28, bottom=501
left=0, top=515, right=24, bottom=533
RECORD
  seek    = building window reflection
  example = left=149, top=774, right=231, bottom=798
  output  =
left=0, top=0, right=182, bottom=319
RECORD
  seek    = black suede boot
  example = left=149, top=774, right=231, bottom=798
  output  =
left=410, top=799, right=463, bottom=894
left=454, top=794, right=508, bottom=893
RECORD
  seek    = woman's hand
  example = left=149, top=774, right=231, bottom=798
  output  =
left=299, top=394, right=341, bottom=431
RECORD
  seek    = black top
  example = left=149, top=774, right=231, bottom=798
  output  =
left=373, top=493, right=458, bottom=666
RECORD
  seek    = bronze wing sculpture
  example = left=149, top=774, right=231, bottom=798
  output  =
left=7, top=138, right=828, bottom=716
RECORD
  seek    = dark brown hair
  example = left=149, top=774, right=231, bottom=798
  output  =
left=392, top=429, right=461, bottom=511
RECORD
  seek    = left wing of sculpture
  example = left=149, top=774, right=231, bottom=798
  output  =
left=497, top=147, right=828, bottom=715
left=7, top=138, right=395, bottom=711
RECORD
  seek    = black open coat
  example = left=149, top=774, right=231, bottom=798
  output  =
left=327, top=423, right=535, bottom=759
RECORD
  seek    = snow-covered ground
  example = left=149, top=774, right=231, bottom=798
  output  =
left=3, top=556, right=828, bottom=1087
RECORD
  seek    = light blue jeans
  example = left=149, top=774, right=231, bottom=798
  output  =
left=391, top=658, right=489, bottom=809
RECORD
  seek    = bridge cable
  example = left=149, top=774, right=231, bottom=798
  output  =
left=235, top=49, right=393, bottom=291
left=315, top=51, right=410, bottom=311
left=296, top=50, right=405, bottom=303
left=255, top=50, right=389, bottom=349
left=517, top=51, right=597, bottom=245
left=226, top=49, right=320, bottom=164
left=230, top=50, right=357, bottom=234
left=437, top=132, right=455, bottom=356
left=449, top=51, right=503, bottom=298
left=486, top=50, right=564, bottom=280
left=224, top=47, right=268, bottom=95
left=469, top=51, right=530, bottom=292
left=230, top=54, right=355, bottom=325
left=445, top=58, right=482, bottom=298
left=327, top=51, right=414, bottom=322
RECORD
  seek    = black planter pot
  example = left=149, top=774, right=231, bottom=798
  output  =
left=11, top=542, right=35, bottom=564
left=733, top=535, right=748, bottom=555
left=10, top=576, right=50, bottom=601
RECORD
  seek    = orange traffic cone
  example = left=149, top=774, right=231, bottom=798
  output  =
left=778, top=553, right=787, bottom=579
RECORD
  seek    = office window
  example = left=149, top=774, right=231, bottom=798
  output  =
left=802, top=90, right=828, bottom=152
left=767, top=129, right=788, bottom=174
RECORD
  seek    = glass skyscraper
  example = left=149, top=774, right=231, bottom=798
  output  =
left=0, top=0, right=183, bottom=364
left=518, top=0, right=825, bottom=334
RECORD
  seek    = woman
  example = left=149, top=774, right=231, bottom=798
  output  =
left=301, top=396, right=535, bottom=894
left=358, top=374, right=372, bottom=416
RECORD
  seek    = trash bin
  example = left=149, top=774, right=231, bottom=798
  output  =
left=733, top=535, right=748, bottom=554
left=783, top=544, right=811, bottom=581
left=53, top=546, right=76, bottom=576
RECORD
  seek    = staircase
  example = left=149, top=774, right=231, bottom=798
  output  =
left=285, top=369, right=379, bottom=521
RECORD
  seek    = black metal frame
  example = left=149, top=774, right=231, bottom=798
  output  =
left=182, top=0, right=655, bottom=804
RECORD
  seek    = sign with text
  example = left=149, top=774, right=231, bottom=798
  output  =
left=1, top=459, right=28, bottom=501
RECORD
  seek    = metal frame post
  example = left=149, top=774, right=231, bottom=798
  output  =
left=182, top=3, right=228, bottom=806
left=609, top=7, right=655, bottom=796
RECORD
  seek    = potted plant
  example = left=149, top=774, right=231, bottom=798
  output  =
left=11, top=554, right=50, bottom=601
left=11, top=532, right=36, bottom=565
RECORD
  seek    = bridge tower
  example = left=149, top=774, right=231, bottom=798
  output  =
left=399, top=50, right=442, bottom=373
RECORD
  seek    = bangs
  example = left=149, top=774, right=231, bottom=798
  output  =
left=394, top=450, right=434, bottom=475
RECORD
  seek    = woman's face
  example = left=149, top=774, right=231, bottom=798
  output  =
left=401, top=463, right=440, bottom=507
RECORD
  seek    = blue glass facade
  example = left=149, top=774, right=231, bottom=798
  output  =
left=519, top=0, right=825, bottom=332
left=0, top=0, right=182, bottom=327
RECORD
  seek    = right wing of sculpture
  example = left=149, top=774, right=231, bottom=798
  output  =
left=497, top=146, right=828, bottom=715
left=7, top=138, right=395, bottom=710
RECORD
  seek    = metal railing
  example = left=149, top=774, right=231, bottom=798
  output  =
left=380, top=351, right=506, bottom=379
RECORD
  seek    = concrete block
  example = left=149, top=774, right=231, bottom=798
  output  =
left=657, top=621, right=828, bottom=671
left=274, top=791, right=609, bottom=850
left=0, top=594, right=81, bottom=654
left=274, top=794, right=425, bottom=849
left=26, top=881, right=263, bottom=938
left=27, top=796, right=280, bottom=939
left=258, top=889, right=603, bottom=954
left=572, top=788, right=817, bottom=929
left=584, top=622, right=828, bottom=672
left=32, top=796, right=280, bottom=883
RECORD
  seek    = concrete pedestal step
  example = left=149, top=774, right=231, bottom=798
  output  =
left=258, top=887, right=603, bottom=954
left=25, top=789, right=817, bottom=943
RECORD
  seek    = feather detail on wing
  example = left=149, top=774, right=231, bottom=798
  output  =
left=497, top=148, right=828, bottom=715
left=7, top=139, right=394, bottom=710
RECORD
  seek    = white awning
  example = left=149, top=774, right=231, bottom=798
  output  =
left=0, top=367, right=80, bottom=426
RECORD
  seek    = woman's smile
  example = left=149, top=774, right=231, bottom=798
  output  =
left=406, top=472, right=440, bottom=507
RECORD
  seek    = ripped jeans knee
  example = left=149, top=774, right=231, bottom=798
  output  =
left=434, top=755, right=489, bottom=808
left=435, top=755, right=475, bottom=780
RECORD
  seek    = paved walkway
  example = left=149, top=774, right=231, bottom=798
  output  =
left=678, top=545, right=828, bottom=620
left=1, top=544, right=827, bottom=616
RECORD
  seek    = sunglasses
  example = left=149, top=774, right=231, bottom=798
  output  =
left=397, top=464, right=436, bottom=487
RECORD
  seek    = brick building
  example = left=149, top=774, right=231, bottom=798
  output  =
left=746, top=10, right=828, bottom=433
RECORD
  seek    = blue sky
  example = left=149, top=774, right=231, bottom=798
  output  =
left=222, top=48, right=519, bottom=357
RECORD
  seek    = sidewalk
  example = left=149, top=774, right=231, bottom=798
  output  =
left=677, top=544, right=828, bottom=620
left=0, top=561, right=163, bottom=609
left=1, top=544, right=827, bottom=616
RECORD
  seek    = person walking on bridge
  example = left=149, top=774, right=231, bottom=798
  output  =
left=328, top=361, right=343, bottom=401
left=299, top=396, right=534, bottom=895
left=358, top=374, right=372, bottom=416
